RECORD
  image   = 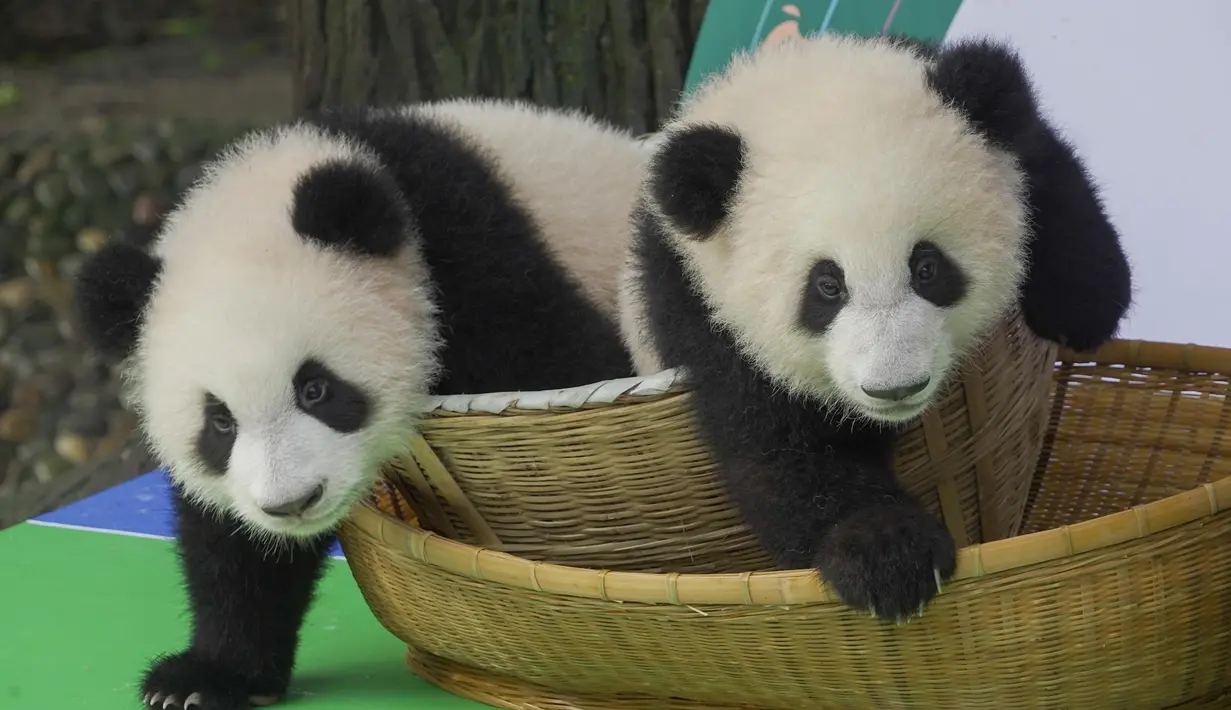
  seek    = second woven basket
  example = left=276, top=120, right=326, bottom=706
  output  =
left=340, top=339, right=1231, bottom=710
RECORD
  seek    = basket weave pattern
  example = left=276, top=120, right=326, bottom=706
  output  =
left=340, top=340, right=1231, bottom=710
left=387, top=310, right=1055, bottom=574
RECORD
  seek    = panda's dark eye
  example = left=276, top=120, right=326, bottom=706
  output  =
left=913, top=256, right=937, bottom=282
left=909, top=241, right=968, bottom=308
left=202, top=394, right=236, bottom=437
left=210, top=413, right=236, bottom=434
left=298, top=377, right=330, bottom=408
left=815, top=274, right=843, bottom=300
left=799, top=258, right=846, bottom=334
left=293, top=358, right=370, bottom=432
left=197, top=393, right=237, bottom=474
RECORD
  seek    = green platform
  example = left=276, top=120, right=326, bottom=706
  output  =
left=0, top=522, right=486, bottom=709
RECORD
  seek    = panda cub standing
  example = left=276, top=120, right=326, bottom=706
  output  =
left=620, top=34, right=1133, bottom=621
left=74, top=99, right=649, bottom=710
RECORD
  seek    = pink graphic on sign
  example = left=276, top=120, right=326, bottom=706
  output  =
left=882, top=0, right=903, bottom=33
left=763, top=4, right=804, bottom=46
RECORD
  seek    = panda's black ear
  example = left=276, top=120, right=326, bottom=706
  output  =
left=74, top=241, right=162, bottom=358
left=649, top=123, right=746, bottom=240
left=291, top=160, right=412, bottom=258
left=927, top=37, right=1041, bottom=150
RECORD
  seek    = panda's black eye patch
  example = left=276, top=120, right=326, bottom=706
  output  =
left=798, top=259, right=847, bottom=334
left=293, top=359, right=369, bottom=433
left=910, top=241, right=967, bottom=308
left=196, top=393, right=236, bottom=474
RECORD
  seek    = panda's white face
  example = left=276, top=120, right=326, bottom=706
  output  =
left=130, top=128, right=440, bottom=539
left=660, top=35, right=1029, bottom=423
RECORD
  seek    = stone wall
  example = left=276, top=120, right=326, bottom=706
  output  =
left=0, top=118, right=254, bottom=528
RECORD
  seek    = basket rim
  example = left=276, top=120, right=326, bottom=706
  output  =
left=426, top=368, right=688, bottom=415
left=422, top=339, right=1231, bottom=416
left=343, top=338, right=1231, bottom=608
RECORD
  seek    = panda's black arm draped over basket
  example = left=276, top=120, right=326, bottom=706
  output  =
left=923, top=38, right=1133, bottom=350
left=864, top=34, right=1132, bottom=354
left=633, top=37, right=1132, bottom=622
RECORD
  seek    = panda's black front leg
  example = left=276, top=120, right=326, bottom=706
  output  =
left=1016, top=121, right=1133, bottom=352
left=719, top=446, right=956, bottom=621
left=693, top=385, right=957, bottom=621
left=141, top=485, right=332, bottom=710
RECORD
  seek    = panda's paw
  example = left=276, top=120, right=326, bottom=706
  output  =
left=1021, top=300, right=1119, bottom=353
left=813, top=502, right=957, bottom=622
left=1020, top=271, right=1130, bottom=353
left=141, top=650, right=285, bottom=709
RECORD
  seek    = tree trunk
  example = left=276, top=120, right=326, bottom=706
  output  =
left=289, top=0, right=708, bottom=134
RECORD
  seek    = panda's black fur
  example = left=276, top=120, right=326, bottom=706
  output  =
left=631, top=36, right=1132, bottom=621
left=140, top=495, right=334, bottom=710
left=302, top=107, right=635, bottom=394
left=76, top=104, right=640, bottom=710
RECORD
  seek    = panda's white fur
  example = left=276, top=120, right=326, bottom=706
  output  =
left=623, top=35, right=1029, bottom=422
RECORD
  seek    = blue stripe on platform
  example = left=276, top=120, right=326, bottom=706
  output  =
left=34, top=469, right=176, bottom=537
left=31, top=468, right=345, bottom=558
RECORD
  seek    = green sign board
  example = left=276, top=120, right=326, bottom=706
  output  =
left=684, top=0, right=967, bottom=93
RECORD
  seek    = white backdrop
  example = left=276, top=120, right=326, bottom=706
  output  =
left=946, top=0, right=1231, bottom=347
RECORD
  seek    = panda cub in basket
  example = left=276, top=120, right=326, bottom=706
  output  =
left=74, top=98, right=649, bottom=710
left=620, top=34, right=1132, bottom=620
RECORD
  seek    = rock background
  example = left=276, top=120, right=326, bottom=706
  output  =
left=0, top=1, right=290, bottom=528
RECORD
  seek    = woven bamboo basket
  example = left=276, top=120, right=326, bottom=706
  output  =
left=378, top=309, right=1055, bottom=576
left=337, top=339, right=1231, bottom=710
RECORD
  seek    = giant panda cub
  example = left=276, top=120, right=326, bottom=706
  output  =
left=74, top=98, right=649, bottom=710
left=621, top=34, right=1132, bottom=622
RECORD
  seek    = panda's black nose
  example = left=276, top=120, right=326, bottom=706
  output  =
left=862, top=377, right=930, bottom=402
left=262, top=484, right=325, bottom=517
